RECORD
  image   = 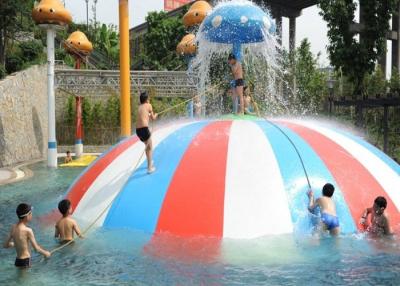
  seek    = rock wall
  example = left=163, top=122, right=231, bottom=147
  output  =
left=0, top=65, right=47, bottom=167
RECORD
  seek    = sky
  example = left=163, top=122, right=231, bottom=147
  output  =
left=62, top=1, right=361, bottom=68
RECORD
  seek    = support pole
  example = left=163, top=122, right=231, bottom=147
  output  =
left=75, top=96, right=83, bottom=157
left=119, top=0, right=131, bottom=139
left=74, top=57, right=83, bottom=157
left=392, top=4, right=400, bottom=72
left=47, top=28, right=57, bottom=167
left=289, top=17, right=296, bottom=54
left=383, top=105, right=389, bottom=153
left=289, top=17, right=297, bottom=96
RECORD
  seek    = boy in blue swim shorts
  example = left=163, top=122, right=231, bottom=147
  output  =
left=307, top=183, right=340, bottom=236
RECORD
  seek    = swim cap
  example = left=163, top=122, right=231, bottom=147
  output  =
left=16, top=203, right=32, bottom=219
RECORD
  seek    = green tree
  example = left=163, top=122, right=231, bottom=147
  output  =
left=0, top=0, right=35, bottom=67
left=318, top=0, right=398, bottom=95
left=140, top=10, right=187, bottom=70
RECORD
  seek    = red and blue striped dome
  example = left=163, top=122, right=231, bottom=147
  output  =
left=66, top=118, right=400, bottom=238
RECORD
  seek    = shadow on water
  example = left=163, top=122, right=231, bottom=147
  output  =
left=32, top=107, right=44, bottom=157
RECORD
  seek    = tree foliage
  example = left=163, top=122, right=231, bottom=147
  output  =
left=318, top=0, right=398, bottom=94
left=0, top=0, right=36, bottom=67
left=140, top=10, right=187, bottom=70
left=280, top=39, right=327, bottom=114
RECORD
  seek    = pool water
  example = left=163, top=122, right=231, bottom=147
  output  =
left=1, top=162, right=400, bottom=285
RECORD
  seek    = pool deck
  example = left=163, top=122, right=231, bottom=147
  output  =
left=0, top=160, right=38, bottom=186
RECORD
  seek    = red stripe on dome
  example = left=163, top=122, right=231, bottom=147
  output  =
left=155, top=121, right=232, bottom=237
left=66, top=136, right=139, bottom=211
left=279, top=121, right=400, bottom=232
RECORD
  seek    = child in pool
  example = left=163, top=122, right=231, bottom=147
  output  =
left=243, top=86, right=260, bottom=116
left=307, top=183, right=340, bottom=236
left=359, top=196, right=393, bottom=236
left=65, top=150, right=73, bottom=164
left=3, top=203, right=51, bottom=267
left=136, top=91, right=158, bottom=174
left=55, top=199, right=83, bottom=243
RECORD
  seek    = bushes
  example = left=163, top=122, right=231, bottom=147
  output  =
left=0, top=65, right=6, bottom=79
left=5, top=54, right=23, bottom=74
left=19, top=40, right=43, bottom=62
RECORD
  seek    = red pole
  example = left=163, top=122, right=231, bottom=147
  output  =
left=74, top=56, right=83, bottom=157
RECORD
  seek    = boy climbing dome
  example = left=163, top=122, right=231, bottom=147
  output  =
left=3, top=203, right=51, bottom=267
left=228, top=53, right=244, bottom=115
left=307, top=183, right=340, bottom=236
left=136, top=91, right=158, bottom=174
left=359, top=196, right=393, bottom=236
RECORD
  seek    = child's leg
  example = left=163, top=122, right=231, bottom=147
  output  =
left=330, top=227, right=340, bottom=236
left=145, top=137, right=153, bottom=170
left=236, top=86, right=244, bottom=114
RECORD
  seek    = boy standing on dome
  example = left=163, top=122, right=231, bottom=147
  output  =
left=136, top=91, right=158, bottom=174
left=228, top=53, right=244, bottom=115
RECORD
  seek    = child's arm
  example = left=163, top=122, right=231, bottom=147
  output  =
left=3, top=225, right=15, bottom=248
left=359, top=208, right=372, bottom=226
left=383, top=215, right=394, bottom=235
left=28, top=229, right=51, bottom=258
left=73, top=221, right=84, bottom=239
left=307, top=190, right=318, bottom=212
left=54, top=224, right=60, bottom=239
left=149, top=104, right=158, bottom=120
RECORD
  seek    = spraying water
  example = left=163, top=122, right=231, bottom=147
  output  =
left=191, top=0, right=289, bottom=115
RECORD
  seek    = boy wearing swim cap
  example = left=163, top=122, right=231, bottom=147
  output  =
left=308, top=183, right=340, bottom=236
left=3, top=203, right=51, bottom=267
left=55, top=199, right=83, bottom=243
left=360, top=196, right=393, bottom=236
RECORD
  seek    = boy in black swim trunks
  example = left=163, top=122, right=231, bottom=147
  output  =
left=136, top=91, right=158, bottom=174
left=3, top=203, right=51, bottom=268
left=228, top=53, right=244, bottom=115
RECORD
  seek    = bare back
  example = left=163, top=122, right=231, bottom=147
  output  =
left=11, top=224, right=32, bottom=259
left=230, top=62, right=243, bottom=80
left=136, top=103, right=153, bottom=128
left=317, top=196, right=337, bottom=216
left=56, top=216, right=80, bottom=241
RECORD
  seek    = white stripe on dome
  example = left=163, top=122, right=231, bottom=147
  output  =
left=292, top=120, right=400, bottom=212
left=73, top=121, right=195, bottom=226
left=223, top=120, right=293, bottom=238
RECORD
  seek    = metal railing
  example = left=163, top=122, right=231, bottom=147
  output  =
left=55, top=69, right=199, bottom=98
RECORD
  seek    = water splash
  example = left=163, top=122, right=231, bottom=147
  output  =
left=191, top=0, right=289, bottom=116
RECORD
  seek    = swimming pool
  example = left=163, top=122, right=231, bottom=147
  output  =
left=1, top=162, right=400, bottom=285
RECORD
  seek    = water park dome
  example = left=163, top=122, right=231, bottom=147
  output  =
left=64, top=31, right=93, bottom=56
left=65, top=118, right=400, bottom=239
left=177, top=34, right=197, bottom=56
left=183, top=1, right=213, bottom=28
left=201, top=2, right=276, bottom=45
left=32, top=0, right=72, bottom=26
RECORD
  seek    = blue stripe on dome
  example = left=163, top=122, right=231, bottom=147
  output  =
left=256, top=121, right=356, bottom=234
left=329, top=126, right=400, bottom=175
left=103, top=121, right=209, bottom=232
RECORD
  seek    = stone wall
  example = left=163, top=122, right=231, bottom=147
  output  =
left=0, top=65, right=47, bottom=167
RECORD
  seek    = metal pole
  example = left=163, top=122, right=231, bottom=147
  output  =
left=47, top=28, right=57, bottom=167
left=85, top=0, right=89, bottom=31
left=74, top=58, right=83, bottom=158
left=119, top=0, right=131, bottom=138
